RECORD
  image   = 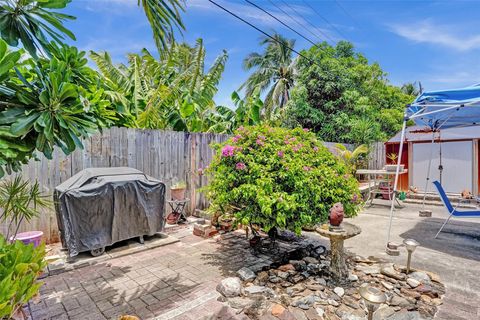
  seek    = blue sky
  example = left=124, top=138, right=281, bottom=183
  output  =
left=65, top=0, right=480, bottom=106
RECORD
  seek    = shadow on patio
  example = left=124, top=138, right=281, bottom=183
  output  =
left=399, top=217, right=480, bottom=262
left=34, top=248, right=203, bottom=319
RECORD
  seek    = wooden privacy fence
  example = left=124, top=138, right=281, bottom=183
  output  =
left=2, top=127, right=229, bottom=243
left=1, top=127, right=386, bottom=243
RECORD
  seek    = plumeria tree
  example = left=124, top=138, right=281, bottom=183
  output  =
left=205, top=125, right=361, bottom=234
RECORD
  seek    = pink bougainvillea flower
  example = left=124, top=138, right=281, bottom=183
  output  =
left=235, top=162, right=246, bottom=170
left=258, top=135, right=266, bottom=141
left=197, top=168, right=204, bottom=175
left=256, top=139, right=265, bottom=146
left=351, top=194, right=358, bottom=203
left=221, top=145, right=236, bottom=157
left=344, top=174, right=350, bottom=179
left=313, top=146, right=319, bottom=152
left=303, top=166, right=312, bottom=171
left=277, top=151, right=284, bottom=158
left=232, top=134, right=242, bottom=143
left=292, top=144, right=303, bottom=152
left=303, top=128, right=310, bottom=132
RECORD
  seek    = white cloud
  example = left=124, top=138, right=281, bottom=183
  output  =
left=389, top=20, right=480, bottom=51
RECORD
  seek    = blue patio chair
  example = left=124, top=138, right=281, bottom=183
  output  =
left=433, top=180, right=480, bottom=238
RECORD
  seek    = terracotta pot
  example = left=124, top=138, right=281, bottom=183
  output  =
left=171, top=187, right=186, bottom=200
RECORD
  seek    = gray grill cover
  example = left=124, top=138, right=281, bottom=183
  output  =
left=54, top=167, right=165, bottom=257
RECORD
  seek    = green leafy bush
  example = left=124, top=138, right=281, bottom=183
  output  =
left=205, top=125, right=361, bottom=233
left=0, top=237, right=46, bottom=319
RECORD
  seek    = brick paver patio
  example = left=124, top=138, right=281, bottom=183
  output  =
left=32, top=202, right=480, bottom=320
left=32, top=228, right=277, bottom=320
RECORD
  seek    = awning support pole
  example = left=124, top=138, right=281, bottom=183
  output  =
left=421, top=131, right=436, bottom=211
left=386, top=113, right=408, bottom=248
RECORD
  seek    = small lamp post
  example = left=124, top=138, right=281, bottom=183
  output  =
left=403, top=238, right=419, bottom=274
left=359, top=285, right=387, bottom=320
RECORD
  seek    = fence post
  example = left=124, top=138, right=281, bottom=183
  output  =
left=190, top=133, right=197, bottom=216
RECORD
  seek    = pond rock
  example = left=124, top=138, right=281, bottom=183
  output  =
left=409, top=272, right=431, bottom=285
left=216, top=277, right=242, bottom=297
left=237, top=267, right=256, bottom=282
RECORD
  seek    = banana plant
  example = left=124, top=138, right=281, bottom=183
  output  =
left=92, top=38, right=228, bottom=133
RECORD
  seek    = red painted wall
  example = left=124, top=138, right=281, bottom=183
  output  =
left=385, top=143, right=409, bottom=191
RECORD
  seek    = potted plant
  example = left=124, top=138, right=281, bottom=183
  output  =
left=170, top=181, right=187, bottom=200
left=385, top=153, right=404, bottom=172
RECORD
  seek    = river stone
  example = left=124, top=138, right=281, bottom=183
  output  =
left=271, top=304, right=286, bottom=317
left=292, top=295, right=317, bottom=307
left=316, top=307, right=325, bottom=318
left=256, top=271, right=269, bottom=284
left=244, top=285, right=274, bottom=296
left=386, top=311, right=425, bottom=320
left=373, top=306, right=396, bottom=320
left=289, top=260, right=307, bottom=271
left=289, top=308, right=308, bottom=320
left=316, top=278, right=327, bottom=286
left=381, top=281, right=394, bottom=290
left=407, top=278, right=421, bottom=288
left=390, top=295, right=411, bottom=308
left=237, top=267, right=256, bottom=282
left=303, top=256, right=319, bottom=264
left=356, top=264, right=381, bottom=275
left=328, top=299, right=340, bottom=307
left=334, top=287, right=345, bottom=297
left=228, top=297, right=253, bottom=309
left=269, top=276, right=282, bottom=283
left=348, top=274, right=359, bottom=282
left=409, top=271, right=431, bottom=284
left=278, top=271, right=290, bottom=279
left=343, top=296, right=359, bottom=309
left=279, top=264, right=295, bottom=272
left=216, top=277, right=242, bottom=297
left=381, top=265, right=406, bottom=280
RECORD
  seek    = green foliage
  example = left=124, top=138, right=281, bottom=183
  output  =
left=92, top=39, right=228, bottom=132
left=0, top=176, right=50, bottom=240
left=0, top=40, right=118, bottom=175
left=333, top=144, right=369, bottom=175
left=0, top=237, right=46, bottom=319
left=284, top=41, right=414, bottom=144
left=241, top=34, right=297, bottom=119
left=0, top=0, right=75, bottom=59
left=205, top=125, right=361, bottom=234
left=209, top=91, right=263, bottom=134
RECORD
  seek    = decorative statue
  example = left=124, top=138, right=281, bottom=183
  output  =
left=329, top=202, right=344, bottom=227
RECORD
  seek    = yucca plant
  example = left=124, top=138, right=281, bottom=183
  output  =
left=0, top=176, right=50, bottom=241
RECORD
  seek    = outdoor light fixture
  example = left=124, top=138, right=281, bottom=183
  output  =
left=359, top=285, right=387, bottom=320
left=403, top=238, right=419, bottom=273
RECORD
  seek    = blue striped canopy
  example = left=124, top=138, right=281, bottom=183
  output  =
left=407, top=85, right=480, bottom=129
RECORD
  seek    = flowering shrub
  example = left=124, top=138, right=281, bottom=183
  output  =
left=205, top=125, right=361, bottom=234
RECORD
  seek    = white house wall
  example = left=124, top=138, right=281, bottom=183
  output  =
left=412, top=141, right=473, bottom=193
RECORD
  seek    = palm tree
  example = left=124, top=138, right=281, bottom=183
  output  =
left=401, top=82, right=421, bottom=96
left=240, top=33, right=297, bottom=119
left=138, top=0, right=185, bottom=52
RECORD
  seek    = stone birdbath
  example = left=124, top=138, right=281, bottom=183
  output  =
left=315, top=221, right=362, bottom=281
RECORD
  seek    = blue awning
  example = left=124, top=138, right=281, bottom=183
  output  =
left=407, top=85, right=480, bottom=129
